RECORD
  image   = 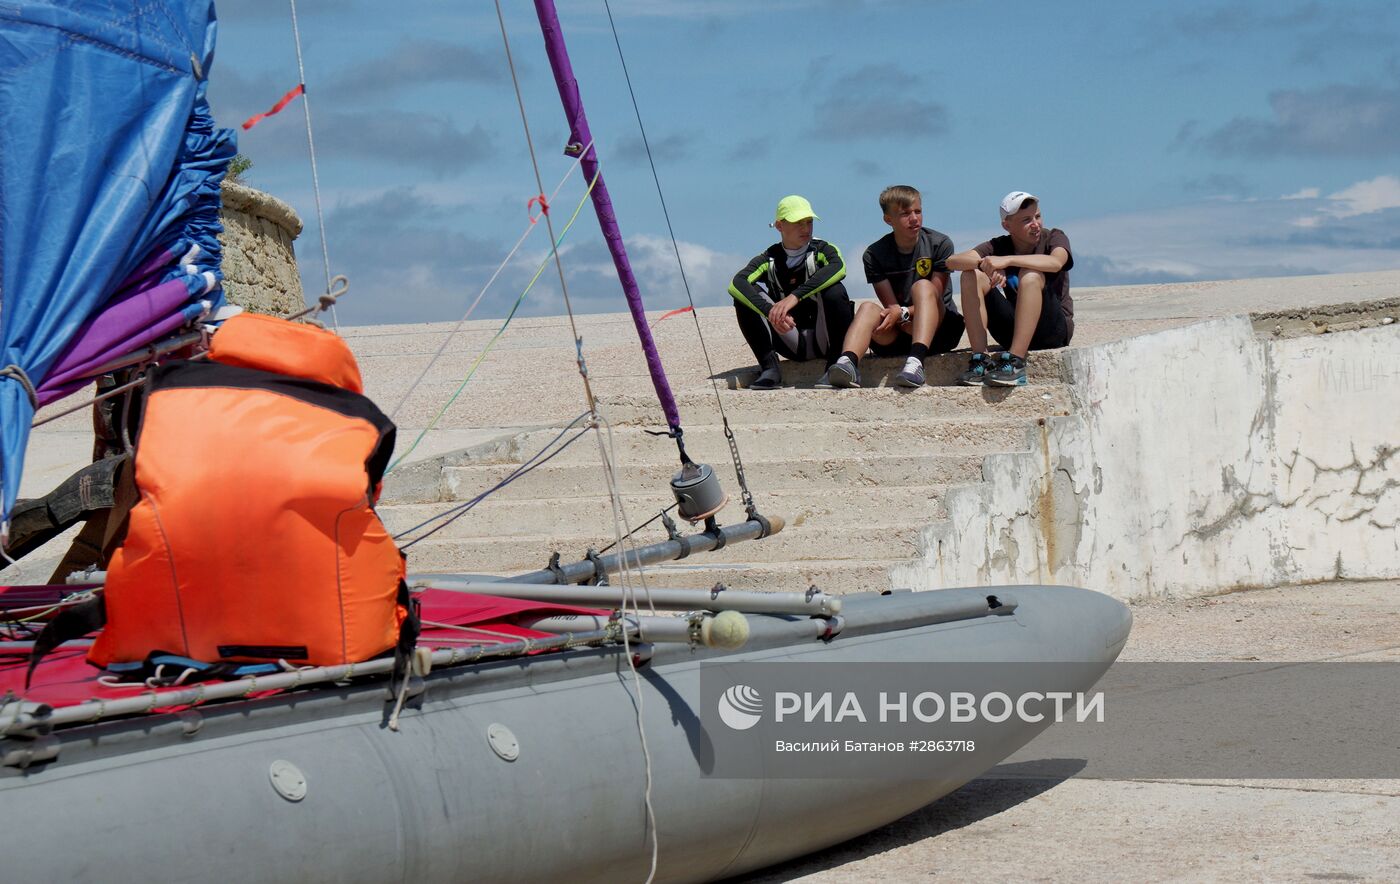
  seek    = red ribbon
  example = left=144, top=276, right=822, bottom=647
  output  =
left=527, top=194, right=551, bottom=224
left=242, top=84, right=306, bottom=130
left=649, top=306, right=694, bottom=329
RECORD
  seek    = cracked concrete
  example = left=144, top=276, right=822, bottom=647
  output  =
left=896, top=313, right=1400, bottom=601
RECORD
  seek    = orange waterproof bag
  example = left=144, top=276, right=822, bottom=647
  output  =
left=88, top=314, right=409, bottom=668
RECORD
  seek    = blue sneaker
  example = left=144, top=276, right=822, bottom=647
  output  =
left=957, top=353, right=990, bottom=386
left=988, top=352, right=1027, bottom=386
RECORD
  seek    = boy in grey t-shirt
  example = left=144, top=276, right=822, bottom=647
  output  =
left=827, top=185, right=964, bottom=389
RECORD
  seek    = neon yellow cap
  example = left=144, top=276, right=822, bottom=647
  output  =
left=774, top=195, right=818, bottom=223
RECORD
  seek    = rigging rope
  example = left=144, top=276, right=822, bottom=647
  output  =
left=596, top=502, right=678, bottom=555
left=495, top=1, right=599, bottom=419
left=590, top=411, right=660, bottom=884
left=0, top=366, right=38, bottom=411
left=386, top=142, right=593, bottom=424
left=599, top=0, right=760, bottom=518
left=394, top=412, right=591, bottom=548
left=387, top=169, right=602, bottom=472
left=286, top=0, right=338, bottom=330
left=494, top=5, right=658, bottom=878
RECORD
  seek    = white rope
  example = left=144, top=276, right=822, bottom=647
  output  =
left=598, top=0, right=760, bottom=517
left=386, top=146, right=592, bottom=422
left=494, top=4, right=657, bottom=876
left=591, top=413, right=660, bottom=884
left=287, top=0, right=338, bottom=331
left=419, top=619, right=523, bottom=643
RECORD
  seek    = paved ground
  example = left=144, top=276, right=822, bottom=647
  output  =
left=732, top=579, right=1400, bottom=883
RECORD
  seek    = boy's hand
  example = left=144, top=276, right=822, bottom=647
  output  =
left=875, top=304, right=904, bottom=333
left=769, top=295, right=799, bottom=333
left=978, top=255, right=1007, bottom=288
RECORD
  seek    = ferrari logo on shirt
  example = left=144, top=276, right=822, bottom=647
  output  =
left=915, top=257, right=932, bottom=278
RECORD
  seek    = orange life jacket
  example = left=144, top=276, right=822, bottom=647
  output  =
left=87, top=314, right=410, bottom=668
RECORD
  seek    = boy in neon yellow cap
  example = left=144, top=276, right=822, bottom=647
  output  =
left=727, top=195, right=854, bottom=389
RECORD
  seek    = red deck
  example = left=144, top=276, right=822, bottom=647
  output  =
left=0, top=584, right=607, bottom=710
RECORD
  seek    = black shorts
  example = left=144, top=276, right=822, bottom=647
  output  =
left=870, top=309, right=966, bottom=357
left=985, top=285, right=1071, bottom=351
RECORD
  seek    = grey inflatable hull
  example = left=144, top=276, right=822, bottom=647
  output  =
left=0, top=586, right=1130, bottom=882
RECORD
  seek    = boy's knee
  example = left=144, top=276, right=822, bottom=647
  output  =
left=960, top=269, right=987, bottom=295
left=1019, top=270, right=1046, bottom=290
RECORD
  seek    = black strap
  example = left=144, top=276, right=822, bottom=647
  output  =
left=27, top=595, right=107, bottom=688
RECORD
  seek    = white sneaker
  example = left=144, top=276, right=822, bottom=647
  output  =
left=895, top=356, right=926, bottom=388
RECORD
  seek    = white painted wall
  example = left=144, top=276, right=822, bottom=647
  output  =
left=893, top=317, right=1400, bottom=600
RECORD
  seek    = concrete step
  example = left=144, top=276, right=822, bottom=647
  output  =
left=423, top=453, right=989, bottom=505
left=596, top=385, right=1071, bottom=426
left=717, top=351, right=1065, bottom=390
left=380, top=486, right=949, bottom=540
left=375, top=367, right=1067, bottom=429
left=403, top=521, right=922, bottom=573
left=454, top=419, right=1032, bottom=468
left=353, top=338, right=1062, bottom=390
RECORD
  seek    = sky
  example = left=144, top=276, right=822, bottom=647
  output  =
left=211, top=1, right=1400, bottom=327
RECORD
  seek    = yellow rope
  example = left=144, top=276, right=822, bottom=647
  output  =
left=387, top=168, right=602, bottom=472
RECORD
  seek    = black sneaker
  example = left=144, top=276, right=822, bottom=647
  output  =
left=957, top=353, right=990, bottom=386
left=750, top=355, right=784, bottom=389
left=987, top=352, right=1027, bottom=386
left=750, top=364, right=782, bottom=390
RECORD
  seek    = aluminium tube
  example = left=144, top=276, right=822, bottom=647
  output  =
left=527, top=612, right=757, bottom=649
left=408, top=515, right=783, bottom=588
left=408, top=578, right=841, bottom=617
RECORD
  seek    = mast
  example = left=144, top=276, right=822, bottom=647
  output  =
left=532, top=0, right=683, bottom=441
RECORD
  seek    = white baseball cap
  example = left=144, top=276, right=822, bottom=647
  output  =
left=999, top=191, right=1037, bottom=220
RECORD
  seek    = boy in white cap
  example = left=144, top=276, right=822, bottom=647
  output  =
left=727, top=195, right=854, bottom=389
left=946, top=191, right=1075, bottom=386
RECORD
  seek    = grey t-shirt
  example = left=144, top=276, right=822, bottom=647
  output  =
left=862, top=227, right=958, bottom=313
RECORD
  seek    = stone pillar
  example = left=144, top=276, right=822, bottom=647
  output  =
left=218, top=181, right=306, bottom=315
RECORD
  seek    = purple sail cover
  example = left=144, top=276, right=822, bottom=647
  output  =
left=38, top=252, right=208, bottom=404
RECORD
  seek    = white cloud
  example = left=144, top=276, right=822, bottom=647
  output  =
left=1018, top=175, right=1400, bottom=289
left=1279, top=174, right=1400, bottom=232
left=500, top=234, right=745, bottom=321
left=1322, top=175, right=1400, bottom=218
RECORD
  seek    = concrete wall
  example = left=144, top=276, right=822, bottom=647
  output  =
left=218, top=181, right=306, bottom=315
left=892, top=317, right=1400, bottom=600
